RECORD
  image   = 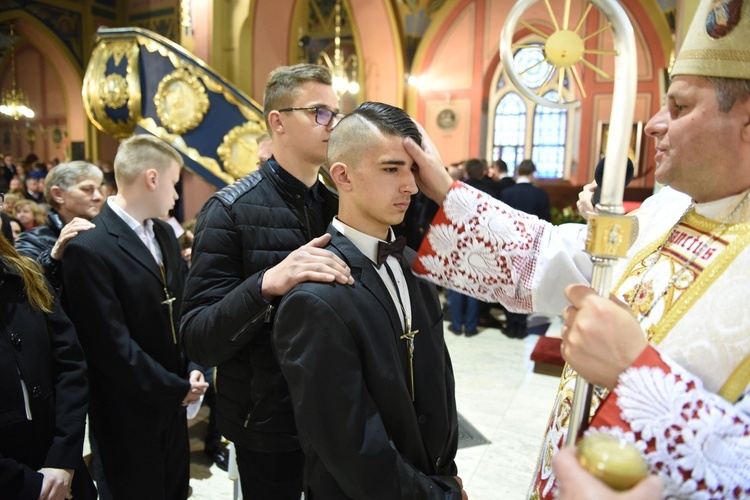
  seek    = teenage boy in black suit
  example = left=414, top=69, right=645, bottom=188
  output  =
left=62, top=135, right=207, bottom=499
left=273, top=102, right=467, bottom=499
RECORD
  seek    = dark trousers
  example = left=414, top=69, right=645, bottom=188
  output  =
left=447, top=289, right=479, bottom=333
left=236, top=446, right=304, bottom=500
left=506, top=311, right=528, bottom=337
left=91, top=408, right=190, bottom=500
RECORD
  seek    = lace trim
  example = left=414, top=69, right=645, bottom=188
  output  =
left=418, top=183, right=546, bottom=311
left=611, top=363, right=750, bottom=498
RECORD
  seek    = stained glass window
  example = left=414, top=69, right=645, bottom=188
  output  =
left=513, top=46, right=551, bottom=89
left=493, top=92, right=526, bottom=175
left=489, top=45, right=572, bottom=180
left=532, top=91, right=567, bottom=178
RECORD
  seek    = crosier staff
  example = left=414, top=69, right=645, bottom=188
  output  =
left=499, top=0, right=637, bottom=445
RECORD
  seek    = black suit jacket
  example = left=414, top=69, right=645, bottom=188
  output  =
left=62, top=203, right=190, bottom=431
left=273, top=226, right=461, bottom=499
left=0, top=263, right=96, bottom=499
left=496, top=176, right=516, bottom=195
left=500, top=182, right=551, bottom=221
left=464, top=176, right=499, bottom=199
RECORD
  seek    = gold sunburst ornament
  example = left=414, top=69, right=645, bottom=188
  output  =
left=501, top=0, right=618, bottom=107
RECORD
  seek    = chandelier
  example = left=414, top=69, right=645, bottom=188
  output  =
left=1, top=23, right=35, bottom=120
left=318, top=0, right=359, bottom=97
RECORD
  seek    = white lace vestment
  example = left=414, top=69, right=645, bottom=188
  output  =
left=414, top=182, right=750, bottom=498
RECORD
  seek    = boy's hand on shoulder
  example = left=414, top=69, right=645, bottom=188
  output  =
left=261, top=233, right=354, bottom=301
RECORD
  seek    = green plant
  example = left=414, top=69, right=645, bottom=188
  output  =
left=550, top=205, right=586, bottom=225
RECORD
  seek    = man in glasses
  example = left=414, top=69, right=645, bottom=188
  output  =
left=181, top=63, right=353, bottom=499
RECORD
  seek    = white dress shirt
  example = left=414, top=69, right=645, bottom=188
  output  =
left=331, top=218, right=412, bottom=331
left=107, top=197, right=163, bottom=266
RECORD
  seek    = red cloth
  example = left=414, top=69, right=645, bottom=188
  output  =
left=530, top=337, right=564, bottom=366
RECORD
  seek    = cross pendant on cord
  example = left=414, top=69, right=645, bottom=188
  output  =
left=160, top=266, right=177, bottom=344
left=162, top=287, right=177, bottom=344
left=400, top=316, right=419, bottom=402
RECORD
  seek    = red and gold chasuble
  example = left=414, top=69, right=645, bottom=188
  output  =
left=530, top=208, right=750, bottom=499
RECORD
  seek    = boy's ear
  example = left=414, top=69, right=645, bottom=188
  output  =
left=741, top=96, right=750, bottom=144
left=145, top=168, right=158, bottom=190
left=268, top=111, right=284, bottom=134
left=329, top=162, right=352, bottom=191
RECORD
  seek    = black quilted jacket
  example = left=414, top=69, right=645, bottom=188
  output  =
left=180, top=159, right=338, bottom=451
left=15, top=210, right=65, bottom=290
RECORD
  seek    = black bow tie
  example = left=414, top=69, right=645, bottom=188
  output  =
left=376, top=236, right=406, bottom=267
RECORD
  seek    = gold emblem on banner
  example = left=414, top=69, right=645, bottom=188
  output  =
left=101, top=74, right=129, bottom=109
left=217, top=121, right=267, bottom=179
left=154, top=67, right=210, bottom=135
left=83, top=39, right=141, bottom=139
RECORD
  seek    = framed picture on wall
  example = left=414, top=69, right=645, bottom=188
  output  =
left=436, top=108, right=458, bottom=130
left=595, top=121, right=643, bottom=176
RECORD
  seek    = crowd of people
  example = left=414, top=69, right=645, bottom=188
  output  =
left=2, top=1, right=749, bottom=497
left=0, top=154, right=117, bottom=245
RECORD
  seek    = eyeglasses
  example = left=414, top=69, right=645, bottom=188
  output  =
left=277, top=106, right=344, bottom=127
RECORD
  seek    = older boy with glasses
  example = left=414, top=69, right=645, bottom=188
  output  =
left=181, top=63, right=352, bottom=499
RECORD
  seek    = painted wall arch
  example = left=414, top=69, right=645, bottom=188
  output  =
left=409, top=0, right=673, bottom=184
left=253, top=0, right=295, bottom=102
left=280, top=0, right=402, bottom=108
left=348, top=0, right=403, bottom=106
left=0, top=11, right=85, bottom=162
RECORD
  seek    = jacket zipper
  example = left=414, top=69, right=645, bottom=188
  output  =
left=302, top=204, right=313, bottom=240
left=229, top=303, right=275, bottom=342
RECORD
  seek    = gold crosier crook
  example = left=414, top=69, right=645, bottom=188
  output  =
left=499, top=0, right=638, bottom=446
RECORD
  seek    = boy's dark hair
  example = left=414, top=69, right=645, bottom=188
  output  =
left=327, top=101, right=422, bottom=166
left=517, top=159, right=536, bottom=177
left=347, top=101, right=421, bottom=146
left=465, top=158, right=485, bottom=180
